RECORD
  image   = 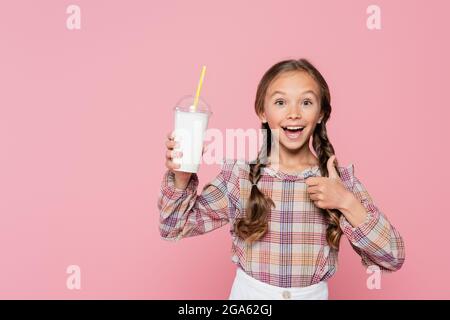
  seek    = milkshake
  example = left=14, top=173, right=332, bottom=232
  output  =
left=173, top=95, right=211, bottom=173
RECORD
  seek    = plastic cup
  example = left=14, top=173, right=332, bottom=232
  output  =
left=172, top=95, right=212, bottom=173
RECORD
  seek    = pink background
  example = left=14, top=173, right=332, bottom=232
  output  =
left=0, top=0, right=448, bottom=299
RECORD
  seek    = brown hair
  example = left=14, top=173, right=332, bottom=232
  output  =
left=234, top=58, right=343, bottom=250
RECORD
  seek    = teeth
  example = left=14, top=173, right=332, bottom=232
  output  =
left=285, top=126, right=304, bottom=130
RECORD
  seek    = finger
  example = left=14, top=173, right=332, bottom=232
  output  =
left=165, top=139, right=178, bottom=150
left=165, top=159, right=180, bottom=170
left=306, top=185, right=320, bottom=194
left=309, top=193, right=322, bottom=201
left=305, top=177, right=321, bottom=186
left=167, top=131, right=175, bottom=141
left=327, top=155, right=339, bottom=179
left=166, top=150, right=182, bottom=160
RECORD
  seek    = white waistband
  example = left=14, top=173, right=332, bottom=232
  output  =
left=230, top=268, right=328, bottom=300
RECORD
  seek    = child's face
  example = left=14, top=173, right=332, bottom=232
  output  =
left=259, top=70, right=323, bottom=153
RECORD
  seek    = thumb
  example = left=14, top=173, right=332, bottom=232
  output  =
left=327, top=155, right=339, bottom=179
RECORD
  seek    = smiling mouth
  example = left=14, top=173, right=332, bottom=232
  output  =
left=280, top=126, right=305, bottom=140
left=281, top=126, right=305, bottom=133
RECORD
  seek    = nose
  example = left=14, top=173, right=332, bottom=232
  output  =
left=287, top=104, right=302, bottom=119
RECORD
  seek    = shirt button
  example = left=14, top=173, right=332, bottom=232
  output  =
left=282, top=291, right=291, bottom=299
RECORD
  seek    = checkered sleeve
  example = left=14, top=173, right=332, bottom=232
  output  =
left=157, top=161, right=236, bottom=241
left=339, top=171, right=405, bottom=272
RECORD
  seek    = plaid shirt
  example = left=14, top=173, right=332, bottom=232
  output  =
left=158, top=159, right=405, bottom=288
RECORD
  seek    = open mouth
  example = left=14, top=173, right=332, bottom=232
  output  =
left=281, top=126, right=305, bottom=133
left=281, top=126, right=305, bottom=140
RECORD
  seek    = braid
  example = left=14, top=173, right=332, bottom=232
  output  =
left=235, top=124, right=275, bottom=243
left=313, top=123, right=343, bottom=250
left=249, top=157, right=264, bottom=186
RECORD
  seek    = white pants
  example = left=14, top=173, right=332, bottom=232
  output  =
left=229, top=268, right=328, bottom=300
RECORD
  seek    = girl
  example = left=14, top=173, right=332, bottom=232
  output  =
left=158, top=59, right=405, bottom=300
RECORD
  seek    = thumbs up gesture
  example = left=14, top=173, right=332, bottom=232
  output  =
left=305, top=155, right=353, bottom=211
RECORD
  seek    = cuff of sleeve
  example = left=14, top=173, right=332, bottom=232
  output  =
left=340, top=199, right=381, bottom=244
left=160, top=170, right=199, bottom=200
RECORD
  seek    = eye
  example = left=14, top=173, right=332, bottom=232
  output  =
left=303, top=99, right=313, bottom=106
left=274, top=99, right=286, bottom=106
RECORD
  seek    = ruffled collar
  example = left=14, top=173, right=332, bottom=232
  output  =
left=262, top=163, right=355, bottom=183
left=262, top=164, right=321, bottom=182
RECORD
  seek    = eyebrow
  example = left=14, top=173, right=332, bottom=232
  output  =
left=270, top=90, right=319, bottom=99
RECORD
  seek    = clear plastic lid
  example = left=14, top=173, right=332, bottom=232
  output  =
left=173, top=95, right=212, bottom=115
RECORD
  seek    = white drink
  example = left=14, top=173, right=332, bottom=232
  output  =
left=173, top=96, right=211, bottom=173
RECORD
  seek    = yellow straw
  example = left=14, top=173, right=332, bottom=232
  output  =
left=193, top=65, right=207, bottom=110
